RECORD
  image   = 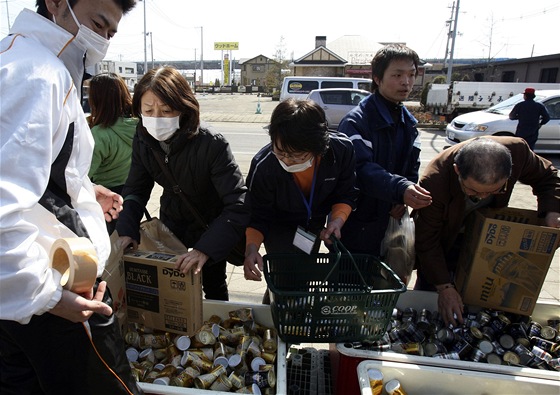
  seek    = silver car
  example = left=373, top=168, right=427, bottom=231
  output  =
left=445, top=90, right=560, bottom=154
left=306, top=88, right=371, bottom=130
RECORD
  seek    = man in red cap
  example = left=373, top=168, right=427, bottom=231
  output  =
left=508, top=87, right=550, bottom=150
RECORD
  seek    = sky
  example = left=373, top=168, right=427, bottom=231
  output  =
left=2, top=0, right=559, bottom=64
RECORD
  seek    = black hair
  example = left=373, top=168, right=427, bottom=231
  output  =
left=35, top=0, right=136, bottom=18
left=455, top=138, right=512, bottom=184
left=268, top=98, right=330, bottom=156
left=370, top=44, right=419, bottom=91
left=133, top=66, right=200, bottom=133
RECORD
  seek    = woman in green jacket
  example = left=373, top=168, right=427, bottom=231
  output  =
left=88, top=72, right=138, bottom=234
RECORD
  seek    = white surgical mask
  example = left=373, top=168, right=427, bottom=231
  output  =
left=142, top=115, right=180, bottom=141
left=277, top=157, right=314, bottom=173
left=66, top=0, right=110, bottom=67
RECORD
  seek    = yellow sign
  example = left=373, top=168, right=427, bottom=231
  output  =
left=214, top=42, right=239, bottom=50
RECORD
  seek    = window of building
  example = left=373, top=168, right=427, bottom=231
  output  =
left=252, top=65, right=264, bottom=73
left=501, top=71, right=515, bottom=82
left=540, top=68, right=558, bottom=83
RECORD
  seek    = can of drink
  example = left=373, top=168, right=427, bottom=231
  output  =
left=528, top=321, right=543, bottom=338
left=463, top=326, right=483, bottom=345
left=507, top=322, right=529, bottom=340
left=498, top=333, right=515, bottom=350
left=262, top=329, right=277, bottom=353
left=209, top=373, right=233, bottom=391
left=436, top=327, right=457, bottom=344
left=244, top=369, right=276, bottom=389
left=451, top=338, right=474, bottom=359
left=490, top=340, right=506, bottom=356
left=228, top=371, right=245, bottom=390
left=486, top=352, right=502, bottom=365
left=250, top=356, right=266, bottom=372
left=367, top=368, right=383, bottom=395
left=540, top=325, right=557, bottom=341
left=125, top=330, right=140, bottom=347
left=385, top=378, right=408, bottom=395
left=261, top=352, right=277, bottom=364
left=401, top=307, right=417, bottom=324
left=170, top=366, right=200, bottom=387
left=533, top=335, right=556, bottom=351
left=416, top=309, right=433, bottom=333
left=139, top=348, right=156, bottom=364
left=476, top=311, right=492, bottom=327
left=503, top=350, right=521, bottom=366
left=403, top=342, right=424, bottom=356
left=152, top=376, right=170, bottom=385
left=490, top=314, right=511, bottom=335
left=470, top=348, right=486, bottom=362
left=531, top=346, right=553, bottom=364
left=478, top=339, right=494, bottom=355
left=125, top=347, right=139, bottom=362
left=433, top=352, right=460, bottom=360
left=480, top=325, right=495, bottom=341
left=173, top=335, right=191, bottom=351
left=423, top=340, right=447, bottom=357
left=235, top=384, right=262, bottom=394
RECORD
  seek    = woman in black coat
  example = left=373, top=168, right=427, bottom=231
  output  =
left=116, top=67, right=249, bottom=300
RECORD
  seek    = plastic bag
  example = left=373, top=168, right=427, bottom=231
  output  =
left=380, top=210, right=415, bottom=285
left=139, top=217, right=189, bottom=254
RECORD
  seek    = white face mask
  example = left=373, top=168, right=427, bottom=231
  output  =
left=66, top=0, right=110, bottom=67
left=277, top=157, right=314, bottom=173
left=142, top=115, right=180, bottom=141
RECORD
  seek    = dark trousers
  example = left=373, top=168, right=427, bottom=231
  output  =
left=0, top=283, right=143, bottom=395
left=413, top=233, right=464, bottom=292
left=202, top=260, right=229, bottom=301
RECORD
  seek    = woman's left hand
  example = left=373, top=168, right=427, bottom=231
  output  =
left=175, top=249, right=209, bottom=275
left=93, top=184, right=123, bottom=222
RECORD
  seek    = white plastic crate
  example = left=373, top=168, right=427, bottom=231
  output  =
left=138, top=300, right=286, bottom=395
left=335, top=290, right=559, bottom=395
left=357, top=359, right=559, bottom=395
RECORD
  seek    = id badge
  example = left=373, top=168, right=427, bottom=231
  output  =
left=293, top=226, right=317, bottom=255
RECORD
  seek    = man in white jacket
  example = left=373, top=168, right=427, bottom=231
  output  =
left=0, top=1, right=142, bottom=394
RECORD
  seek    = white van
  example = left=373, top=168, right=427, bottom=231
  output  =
left=279, top=76, right=372, bottom=101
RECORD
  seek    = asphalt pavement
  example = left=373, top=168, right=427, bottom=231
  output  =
left=145, top=92, right=559, bottom=308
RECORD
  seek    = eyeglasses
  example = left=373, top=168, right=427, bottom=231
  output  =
left=458, top=177, right=508, bottom=197
left=271, top=149, right=312, bottom=163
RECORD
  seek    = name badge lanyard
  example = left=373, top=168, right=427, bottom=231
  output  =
left=296, top=164, right=318, bottom=229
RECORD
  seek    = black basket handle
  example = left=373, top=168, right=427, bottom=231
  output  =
left=314, top=236, right=372, bottom=291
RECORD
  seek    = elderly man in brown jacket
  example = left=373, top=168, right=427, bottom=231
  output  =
left=413, top=136, right=560, bottom=327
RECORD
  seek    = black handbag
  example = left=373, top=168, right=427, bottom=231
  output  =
left=152, top=152, right=246, bottom=266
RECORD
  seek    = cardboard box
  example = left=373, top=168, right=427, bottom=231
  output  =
left=333, top=291, right=560, bottom=395
left=455, top=207, right=560, bottom=315
left=123, top=250, right=203, bottom=336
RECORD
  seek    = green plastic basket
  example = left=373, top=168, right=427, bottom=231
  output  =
left=263, top=238, right=406, bottom=344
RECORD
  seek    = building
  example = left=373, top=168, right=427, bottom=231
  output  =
left=239, top=55, right=281, bottom=87
left=448, top=53, right=560, bottom=83
left=92, top=61, right=138, bottom=91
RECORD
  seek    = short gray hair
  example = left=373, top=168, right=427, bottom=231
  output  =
left=455, top=138, right=512, bottom=183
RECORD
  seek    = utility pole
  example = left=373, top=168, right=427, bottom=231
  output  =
left=196, top=27, right=204, bottom=85
left=142, top=0, right=147, bottom=74
left=4, top=0, right=11, bottom=30
left=446, top=0, right=460, bottom=84
left=148, top=32, right=154, bottom=69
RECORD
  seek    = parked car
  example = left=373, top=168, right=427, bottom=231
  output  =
left=445, top=90, right=560, bottom=154
left=306, top=88, right=371, bottom=130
